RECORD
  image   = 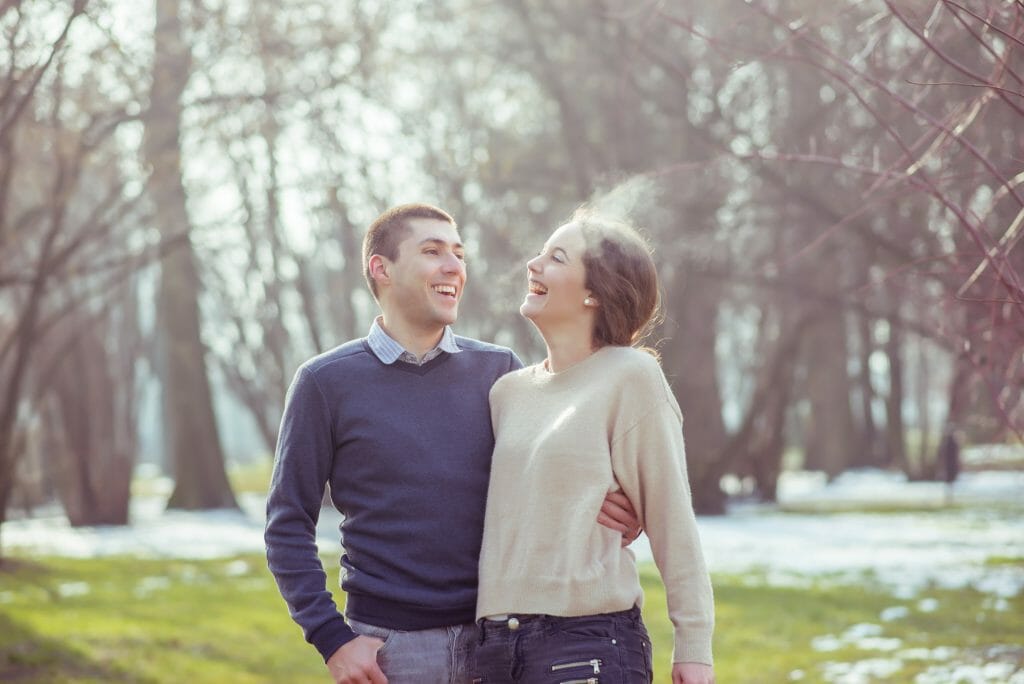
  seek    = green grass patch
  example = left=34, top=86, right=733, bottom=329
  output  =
left=778, top=501, right=956, bottom=515
left=777, top=500, right=1024, bottom=517
left=0, top=554, right=338, bottom=683
left=227, top=460, right=275, bottom=494
left=131, top=461, right=274, bottom=499
left=638, top=567, right=1023, bottom=683
left=1, top=556, right=1020, bottom=683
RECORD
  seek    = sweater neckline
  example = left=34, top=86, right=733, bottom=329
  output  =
left=531, top=345, right=616, bottom=382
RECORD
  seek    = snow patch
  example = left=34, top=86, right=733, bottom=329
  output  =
left=821, top=657, right=904, bottom=683
left=879, top=606, right=909, bottom=622
left=812, top=623, right=902, bottom=654
left=3, top=469, right=1022, bottom=601
left=133, top=576, right=171, bottom=598
left=57, top=581, right=90, bottom=598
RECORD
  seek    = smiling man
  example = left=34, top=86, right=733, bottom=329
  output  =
left=265, top=204, right=640, bottom=684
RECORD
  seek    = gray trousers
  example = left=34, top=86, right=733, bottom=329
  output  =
left=347, top=617, right=477, bottom=684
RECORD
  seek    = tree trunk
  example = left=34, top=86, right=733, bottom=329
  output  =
left=726, top=306, right=806, bottom=503
left=661, top=273, right=729, bottom=514
left=145, top=0, right=236, bottom=510
left=48, top=320, right=133, bottom=526
left=0, top=159, right=70, bottom=558
left=802, top=301, right=858, bottom=479
left=854, top=309, right=880, bottom=467
left=915, top=333, right=932, bottom=468
left=884, top=313, right=909, bottom=475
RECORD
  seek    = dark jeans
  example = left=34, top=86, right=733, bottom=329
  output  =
left=472, top=606, right=654, bottom=683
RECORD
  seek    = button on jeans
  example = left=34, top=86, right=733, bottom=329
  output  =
left=347, top=617, right=478, bottom=684
left=471, top=606, right=654, bottom=683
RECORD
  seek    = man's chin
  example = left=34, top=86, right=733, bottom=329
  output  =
left=435, top=308, right=459, bottom=326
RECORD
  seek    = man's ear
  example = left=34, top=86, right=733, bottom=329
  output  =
left=368, top=255, right=390, bottom=288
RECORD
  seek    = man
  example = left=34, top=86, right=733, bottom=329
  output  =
left=265, top=204, right=640, bottom=684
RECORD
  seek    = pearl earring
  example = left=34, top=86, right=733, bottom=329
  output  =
left=584, top=297, right=594, bottom=306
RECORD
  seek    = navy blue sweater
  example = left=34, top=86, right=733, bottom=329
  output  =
left=265, top=335, right=522, bottom=661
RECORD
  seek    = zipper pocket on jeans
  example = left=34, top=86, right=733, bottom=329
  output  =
left=551, top=658, right=602, bottom=674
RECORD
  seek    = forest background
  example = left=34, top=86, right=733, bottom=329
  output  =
left=2, top=1, right=1024, bottom=682
left=3, top=0, right=1022, bottom=532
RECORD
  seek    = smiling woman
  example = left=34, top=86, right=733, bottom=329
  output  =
left=475, top=209, right=716, bottom=684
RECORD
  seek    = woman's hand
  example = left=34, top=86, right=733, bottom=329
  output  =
left=673, top=662, right=714, bottom=684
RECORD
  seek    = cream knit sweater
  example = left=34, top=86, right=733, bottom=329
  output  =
left=477, top=345, right=714, bottom=665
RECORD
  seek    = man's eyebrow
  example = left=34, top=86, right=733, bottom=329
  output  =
left=418, top=237, right=464, bottom=250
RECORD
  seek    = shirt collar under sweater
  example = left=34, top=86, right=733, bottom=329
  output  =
left=367, top=316, right=461, bottom=365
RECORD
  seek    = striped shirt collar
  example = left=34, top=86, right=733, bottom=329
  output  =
left=367, top=316, right=461, bottom=365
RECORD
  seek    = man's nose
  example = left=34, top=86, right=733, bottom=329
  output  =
left=442, top=253, right=464, bottom=273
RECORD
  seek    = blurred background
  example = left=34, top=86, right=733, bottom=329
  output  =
left=1, top=1, right=1023, bottom=681
left=2, top=0, right=1020, bottom=525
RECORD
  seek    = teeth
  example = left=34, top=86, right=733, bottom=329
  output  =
left=433, top=285, right=456, bottom=296
left=529, top=281, right=547, bottom=295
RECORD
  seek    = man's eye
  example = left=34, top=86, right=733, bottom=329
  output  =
left=455, top=253, right=466, bottom=261
left=425, top=249, right=439, bottom=255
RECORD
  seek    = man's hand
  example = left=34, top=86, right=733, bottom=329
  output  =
left=673, top=662, right=714, bottom=684
left=326, top=635, right=387, bottom=684
left=597, top=490, right=642, bottom=547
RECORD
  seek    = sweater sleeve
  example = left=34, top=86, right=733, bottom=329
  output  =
left=264, top=366, right=355, bottom=661
left=610, top=383, right=715, bottom=665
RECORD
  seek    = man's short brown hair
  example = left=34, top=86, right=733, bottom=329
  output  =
left=362, top=203, right=456, bottom=297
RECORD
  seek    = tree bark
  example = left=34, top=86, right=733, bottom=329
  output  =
left=145, top=0, right=236, bottom=510
left=884, top=312, right=909, bottom=475
left=854, top=309, right=880, bottom=468
left=801, top=257, right=859, bottom=480
left=48, top=318, right=133, bottom=526
left=661, top=273, right=729, bottom=514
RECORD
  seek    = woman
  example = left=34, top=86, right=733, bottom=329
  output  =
left=474, top=208, right=715, bottom=684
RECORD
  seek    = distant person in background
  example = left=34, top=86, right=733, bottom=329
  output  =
left=939, top=425, right=961, bottom=506
left=473, top=209, right=715, bottom=684
left=264, top=203, right=642, bottom=684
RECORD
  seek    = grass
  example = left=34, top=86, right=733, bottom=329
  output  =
left=1, top=555, right=1020, bottom=683
left=640, top=567, right=1023, bottom=683
left=131, top=461, right=275, bottom=499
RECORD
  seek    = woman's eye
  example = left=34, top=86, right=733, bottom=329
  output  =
left=551, top=253, right=564, bottom=264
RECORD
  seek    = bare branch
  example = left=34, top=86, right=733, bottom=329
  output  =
left=941, top=0, right=1024, bottom=54
left=0, top=0, right=89, bottom=142
left=905, top=79, right=1024, bottom=97
left=885, top=0, right=1024, bottom=118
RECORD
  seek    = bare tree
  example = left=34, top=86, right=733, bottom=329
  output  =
left=0, top=0, right=157, bottom=554
left=144, top=0, right=236, bottom=509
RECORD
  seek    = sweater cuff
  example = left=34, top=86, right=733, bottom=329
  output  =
left=309, top=616, right=358, bottom=662
left=674, top=633, right=713, bottom=667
